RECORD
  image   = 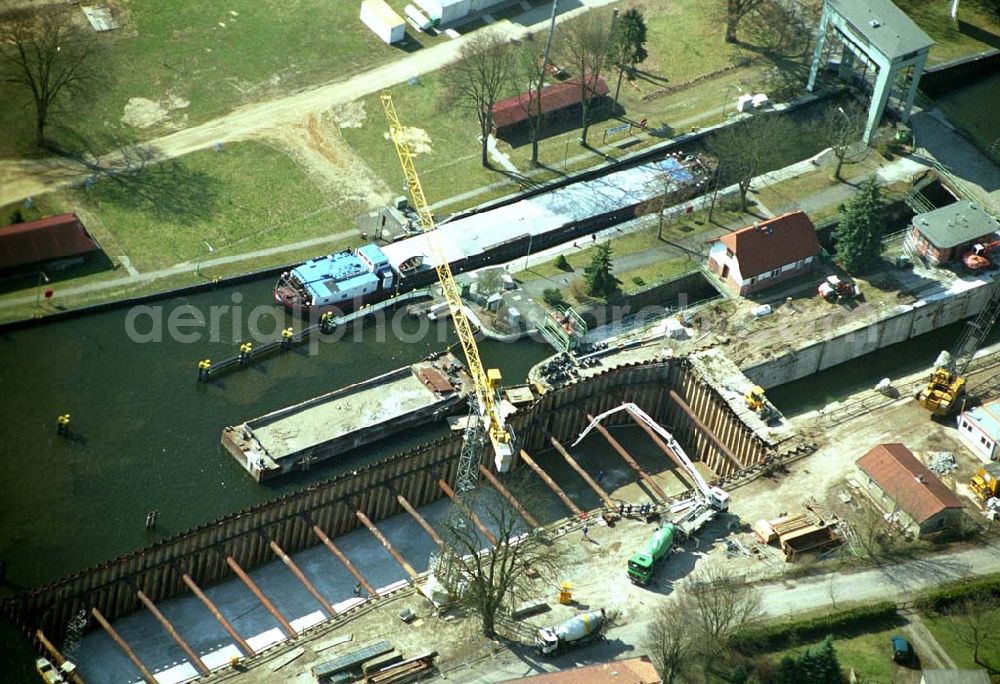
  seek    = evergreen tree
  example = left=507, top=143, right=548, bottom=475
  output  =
left=833, top=176, right=884, bottom=274
left=774, top=636, right=842, bottom=684
left=584, top=241, right=621, bottom=298
left=608, top=8, right=648, bottom=108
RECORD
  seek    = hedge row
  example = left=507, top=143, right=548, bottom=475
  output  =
left=732, top=602, right=899, bottom=653
left=914, top=573, right=1000, bottom=613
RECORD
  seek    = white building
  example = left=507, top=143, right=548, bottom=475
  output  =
left=957, top=398, right=1000, bottom=462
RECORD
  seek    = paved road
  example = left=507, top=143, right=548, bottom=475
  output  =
left=441, top=540, right=1000, bottom=683
left=0, top=0, right=617, bottom=208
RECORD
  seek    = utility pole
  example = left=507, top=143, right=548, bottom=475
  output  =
left=539, top=0, right=559, bottom=84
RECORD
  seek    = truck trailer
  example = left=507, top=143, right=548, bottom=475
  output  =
left=360, top=0, right=405, bottom=44
left=534, top=609, right=607, bottom=655
left=627, top=524, right=675, bottom=585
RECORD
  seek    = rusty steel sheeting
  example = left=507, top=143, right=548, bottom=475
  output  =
left=311, top=523, right=378, bottom=598
left=396, top=495, right=445, bottom=548
left=135, top=589, right=209, bottom=675
left=518, top=449, right=583, bottom=517
left=35, top=629, right=86, bottom=684
left=267, top=539, right=334, bottom=617
left=587, top=414, right=669, bottom=502
left=629, top=411, right=696, bottom=488
left=355, top=511, right=420, bottom=580
left=224, top=556, right=296, bottom=636
left=668, top=389, right=745, bottom=469
left=91, top=607, right=157, bottom=684
left=437, top=479, right=498, bottom=545
left=179, top=572, right=253, bottom=656
left=478, top=464, right=540, bottom=528
left=549, top=436, right=615, bottom=509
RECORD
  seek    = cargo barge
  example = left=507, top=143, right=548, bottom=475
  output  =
left=222, top=352, right=471, bottom=481
left=275, top=153, right=711, bottom=312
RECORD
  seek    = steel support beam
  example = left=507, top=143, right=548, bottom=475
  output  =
left=90, top=607, right=156, bottom=684
left=35, top=629, right=86, bottom=684
left=438, top=479, right=498, bottom=545
left=355, top=511, right=419, bottom=580
left=629, top=408, right=695, bottom=481
left=311, top=523, right=378, bottom=597
left=179, top=572, right=252, bottom=656
left=549, top=436, right=615, bottom=509
left=478, top=464, right=540, bottom=528
left=519, top=449, right=582, bottom=517
left=135, top=589, right=209, bottom=675
left=224, top=555, right=296, bottom=636
left=396, top=495, right=445, bottom=548
left=588, top=414, right=669, bottom=501
left=267, top=539, right=334, bottom=617
left=668, top=390, right=744, bottom=469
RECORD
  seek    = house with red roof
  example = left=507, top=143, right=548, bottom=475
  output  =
left=0, top=213, right=101, bottom=275
left=855, top=443, right=965, bottom=538
left=490, top=76, right=610, bottom=132
left=706, top=211, right=821, bottom=296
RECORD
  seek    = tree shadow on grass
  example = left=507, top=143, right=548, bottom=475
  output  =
left=86, top=157, right=221, bottom=226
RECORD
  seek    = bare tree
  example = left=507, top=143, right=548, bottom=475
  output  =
left=509, top=35, right=548, bottom=168
left=945, top=598, right=1000, bottom=673
left=646, top=602, right=695, bottom=683
left=556, top=11, right=614, bottom=145
left=0, top=11, right=100, bottom=147
left=817, top=100, right=871, bottom=180
left=436, top=485, right=555, bottom=639
left=443, top=30, right=513, bottom=168
left=725, top=0, right=766, bottom=43
left=683, top=565, right=762, bottom=650
left=707, top=113, right=791, bottom=210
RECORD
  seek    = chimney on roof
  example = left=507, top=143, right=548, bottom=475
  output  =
left=915, top=475, right=926, bottom=484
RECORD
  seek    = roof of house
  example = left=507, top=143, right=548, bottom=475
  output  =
left=0, top=213, right=99, bottom=271
left=492, top=76, right=610, bottom=129
left=506, top=657, right=661, bottom=684
left=713, top=211, right=820, bottom=278
left=828, top=0, right=933, bottom=60
left=920, top=669, right=991, bottom=684
left=912, top=200, right=1000, bottom=249
left=960, top=398, right=1000, bottom=439
left=856, top=444, right=964, bottom=524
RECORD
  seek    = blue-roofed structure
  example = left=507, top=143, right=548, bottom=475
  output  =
left=276, top=244, right=396, bottom=309
left=958, top=398, right=1000, bottom=462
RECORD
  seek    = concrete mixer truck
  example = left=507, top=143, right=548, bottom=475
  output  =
left=534, top=609, right=607, bottom=655
left=628, top=524, right=675, bottom=585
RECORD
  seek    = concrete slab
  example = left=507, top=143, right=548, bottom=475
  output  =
left=202, top=644, right=241, bottom=670
left=153, top=662, right=198, bottom=684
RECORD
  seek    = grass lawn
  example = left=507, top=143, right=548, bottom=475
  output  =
left=0, top=0, right=452, bottom=158
left=922, top=607, right=1000, bottom=671
left=619, top=256, right=697, bottom=293
left=896, top=0, right=1000, bottom=64
left=765, top=625, right=903, bottom=682
left=0, top=140, right=354, bottom=275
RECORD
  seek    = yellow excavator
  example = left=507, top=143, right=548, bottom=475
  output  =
left=971, top=463, right=1000, bottom=501
left=917, top=286, right=1000, bottom=416
left=745, top=385, right=777, bottom=420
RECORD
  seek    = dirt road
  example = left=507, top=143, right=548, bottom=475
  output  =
left=0, top=0, right=617, bottom=208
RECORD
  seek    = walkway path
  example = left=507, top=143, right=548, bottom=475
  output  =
left=0, top=0, right=617, bottom=208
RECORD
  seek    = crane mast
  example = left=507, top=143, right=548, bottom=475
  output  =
left=380, top=91, right=514, bottom=472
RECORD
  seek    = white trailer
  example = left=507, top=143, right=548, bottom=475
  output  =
left=404, top=4, right=434, bottom=31
left=415, top=0, right=469, bottom=25
left=360, top=0, right=406, bottom=44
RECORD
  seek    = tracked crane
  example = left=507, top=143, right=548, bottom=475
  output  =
left=917, top=283, right=1000, bottom=416
left=380, top=92, right=515, bottom=478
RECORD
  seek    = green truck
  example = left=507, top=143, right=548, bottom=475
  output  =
left=627, top=524, right=675, bottom=585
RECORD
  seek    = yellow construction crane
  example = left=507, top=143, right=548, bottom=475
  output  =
left=380, top=91, right=514, bottom=472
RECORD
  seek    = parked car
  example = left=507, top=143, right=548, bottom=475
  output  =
left=890, top=635, right=913, bottom=664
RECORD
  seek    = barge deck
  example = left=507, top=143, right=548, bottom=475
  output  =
left=222, top=352, right=471, bottom=481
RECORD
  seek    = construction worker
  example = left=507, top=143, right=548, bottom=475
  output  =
left=582, top=524, right=589, bottom=541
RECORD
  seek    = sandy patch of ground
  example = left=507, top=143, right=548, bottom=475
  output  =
left=330, top=100, right=367, bottom=129
left=121, top=95, right=190, bottom=129
left=384, top=126, right=433, bottom=154
left=261, top=111, right=391, bottom=209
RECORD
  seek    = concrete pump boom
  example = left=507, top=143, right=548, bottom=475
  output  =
left=574, top=403, right=729, bottom=510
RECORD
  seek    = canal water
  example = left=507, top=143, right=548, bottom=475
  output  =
left=0, top=278, right=550, bottom=594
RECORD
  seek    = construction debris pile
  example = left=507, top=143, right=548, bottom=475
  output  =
left=928, top=452, right=958, bottom=475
